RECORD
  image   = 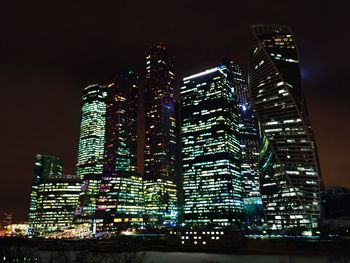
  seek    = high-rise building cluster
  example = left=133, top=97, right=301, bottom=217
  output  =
left=27, top=25, right=322, bottom=238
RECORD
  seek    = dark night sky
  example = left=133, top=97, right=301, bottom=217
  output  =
left=1, top=0, right=349, bottom=221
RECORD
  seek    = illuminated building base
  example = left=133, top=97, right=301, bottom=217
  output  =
left=95, top=172, right=143, bottom=233
left=144, top=179, right=178, bottom=227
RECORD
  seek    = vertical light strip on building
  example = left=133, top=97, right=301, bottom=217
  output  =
left=225, top=60, right=264, bottom=227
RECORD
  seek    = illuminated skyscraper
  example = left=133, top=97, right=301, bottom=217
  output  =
left=224, top=60, right=263, bottom=226
left=95, top=71, right=143, bottom=233
left=76, top=84, right=107, bottom=177
left=75, top=84, right=107, bottom=228
left=28, top=154, right=63, bottom=236
left=33, top=174, right=81, bottom=237
left=181, top=65, right=243, bottom=227
left=144, top=44, right=177, bottom=227
left=249, top=25, right=321, bottom=231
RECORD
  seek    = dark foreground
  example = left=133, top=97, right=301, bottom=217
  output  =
left=1, top=237, right=350, bottom=262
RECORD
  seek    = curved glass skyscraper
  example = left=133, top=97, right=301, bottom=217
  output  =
left=75, top=84, right=107, bottom=228
left=76, top=84, right=107, bottom=177
left=249, top=25, right=321, bottom=231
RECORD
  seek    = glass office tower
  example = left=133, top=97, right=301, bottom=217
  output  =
left=143, top=44, right=177, bottom=227
left=28, top=154, right=63, bottom=236
left=76, top=84, right=107, bottom=177
left=95, top=71, right=143, bottom=233
left=249, top=25, right=321, bottom=231
left=75, top=84, right=107, bottom=228
left=225, top=60, right=264, bottom=227
left=181, top=65, right=243, bottom=227
left=33, top=175, right=81, bottom=237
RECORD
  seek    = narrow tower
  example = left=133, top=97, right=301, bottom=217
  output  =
left=225, top=60, right=263, bottom=227
left=143, top=44, right=177, bottom=227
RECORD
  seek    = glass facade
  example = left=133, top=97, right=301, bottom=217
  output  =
left=32, top=175, right=81, bottom=237
left=225, top=60, right=264, bottom=227
left=28, top=154, right=63, bottom=236
left=95, top=71, right=143, bottom=233
left=75, top=84, right=107, bottom=228
left=249, top=25, right=321, bottom=231
left=76, top=84, right=107, bottom=177
left=143, top=44, right=177, bottom=227
left=180, top=65, right=243, bottom=227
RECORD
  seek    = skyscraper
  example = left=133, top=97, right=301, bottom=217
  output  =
left=74, top=84, right=107, bottom=228
left=143, top=44, right=177, bottom=227
left=28, top=154, right=63, bottom=236
left=225, top=60, right=263, bottom=227
left=95, top=71, right=143, bottom=233
left=181, top=65, right=243, bottom=227
left=33, top=174, right=81, bottom=237
left=76, top=84, right=107, bottom=177
left=249, top=25, right=321, bottom=231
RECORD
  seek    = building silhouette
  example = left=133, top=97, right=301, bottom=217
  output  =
left=323, top=187, right=350, bottom=219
